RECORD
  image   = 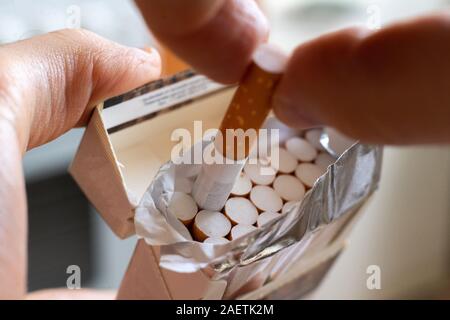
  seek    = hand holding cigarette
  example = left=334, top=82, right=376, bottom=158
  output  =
left=192, top=43, right=289, bottom=212
left=138, top=2, right=450, bottom=144
left=3, top=1, right=450, bottom=300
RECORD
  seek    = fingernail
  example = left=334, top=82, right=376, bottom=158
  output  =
left=130, top=47, right=162, bottom=78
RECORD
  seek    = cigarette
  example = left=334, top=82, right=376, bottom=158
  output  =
left=192, top=43, right=288, bottom=212
left=273, top=174, right=306, bottom=202
left=167, top=192, right=198, bottom=226
left=175, top=177, right=194, bottom=194
left=250, top=186, right=283, bottom=213
left=224, top=197, right=259, bottom=226
left=257, top=212, right=280, bottom=228
left=295, top=163, right=325, bottom=189
left=315, top=152, right=336, bottom=171
left=286, top=137, right=318, bottom=163
left=231, top=172, right=253, bottom=197
left=282, top=201, right=299, bottom=214
left=218, top=44, right=289, bottom=160
left=230, top=225, right=258, bottom=241
left=274, top=147, right=298, bottom=174
left=244, top=159, right=277, bottom=186
left=193, top=210, right=232, bottom=242
left=204, top=237, right=230, bottom=245
left=192, top=162, right=245, bottom=212
left=305, top=129, right=325, bottom=151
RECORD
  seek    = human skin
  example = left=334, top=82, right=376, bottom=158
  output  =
left=138, top=1, right=450, bottom=144
left=0, top=29, right=161, bottom=299
left=1, top=1, right=450, bottom=300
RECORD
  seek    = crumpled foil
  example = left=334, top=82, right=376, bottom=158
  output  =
left=135, top=138, right=383, bottom=272
left=135, top=139, right=383, bottom=289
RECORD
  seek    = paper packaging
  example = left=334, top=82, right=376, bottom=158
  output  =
left=70, top=70, right=383, bottom=300
left=70, top=70, right=228, bottom=238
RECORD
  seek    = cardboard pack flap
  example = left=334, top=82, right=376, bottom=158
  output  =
left=70, top=70, right=233, bottom=239
left=70, top=108, right=135, bottom=238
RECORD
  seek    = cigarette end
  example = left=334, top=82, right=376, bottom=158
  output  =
left=250, top=186, right=283, bottom=213
left=168, top=192, right=198, bottom=226
left=224, top=197, right=259, bottom=226
left=193, top=210, right=232, bottom=242
left=230, top=225, right=258, bottom=241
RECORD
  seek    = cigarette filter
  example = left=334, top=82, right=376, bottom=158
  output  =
left=167, top=192, right=198, bottom=226
left=273, top=175, right=306, bottom=202
left=282, top=201, right=298, bottom=214
left=286, top=137, right=318, bottom=163
left=315, top=152, right=336, bottom=171
left=193, top=210, right=232, bottom=242
left=230, top=225, right=258, bottom=241
left=192, top=44, right=288, bottom=211
left=276, top=147, right=298, bottom=174
left=244, top=160, right=277, bottom=186
left=204, top=237, right=230, bottom=245
left=230, top=172, right=253, bottom=197
left=295, top=163, right=325, bottom=189
left=225, top=197, right=259, bottom=226
left=257, top=212, right=280, bottom=228
left=250, top=185, right=283, bottom=213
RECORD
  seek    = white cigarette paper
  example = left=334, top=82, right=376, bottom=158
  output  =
left=192, top=161, right=245, bottom=211
left=192, top=43, right=288, bottom=212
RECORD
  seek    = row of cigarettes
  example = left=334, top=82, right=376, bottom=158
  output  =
left=168, top=129, right=336, bottom=245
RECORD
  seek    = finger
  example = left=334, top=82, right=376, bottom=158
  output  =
left=0, top=118, right=26, bottom=299
left=273, top=13, right=450, bottom=145
left=136, top=0, right=269, bottom=83
left=0, top=29, right=161, bottom=150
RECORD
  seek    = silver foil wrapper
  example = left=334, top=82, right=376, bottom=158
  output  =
left=134, top=139, right=383, bottom=296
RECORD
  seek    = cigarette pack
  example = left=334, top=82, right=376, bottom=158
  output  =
left=69, top=70, right=382, bottom=300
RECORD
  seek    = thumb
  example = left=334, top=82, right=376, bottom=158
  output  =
left=273, top=13, right=450, bottom=145
left=136, top=0, right=269, bottom=84
left=0, top=29, right=161, bottom=149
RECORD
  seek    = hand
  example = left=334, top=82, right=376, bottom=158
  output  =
left=273, top=13, right=450, bottom=144
left=0, top=29, right=161, bottom=299
left=137, top=1, right=450, bottom=144
left=135, top=0, right=269, bottom=84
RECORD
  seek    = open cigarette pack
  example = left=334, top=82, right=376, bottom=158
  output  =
left=70, top=70, right=383, bottom=300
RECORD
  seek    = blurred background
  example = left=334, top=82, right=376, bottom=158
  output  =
left=1, top=0, right=449, bottom=298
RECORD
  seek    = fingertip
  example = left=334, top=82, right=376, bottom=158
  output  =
left=129, top=47, right=162, bottom=81
left=272, top=27, right=368, bottom=129
left=138, top=0, right=269, bottom=84
left=93, top=45, right=162, bottom=101
left=272, top=93, right=320, bottom=130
